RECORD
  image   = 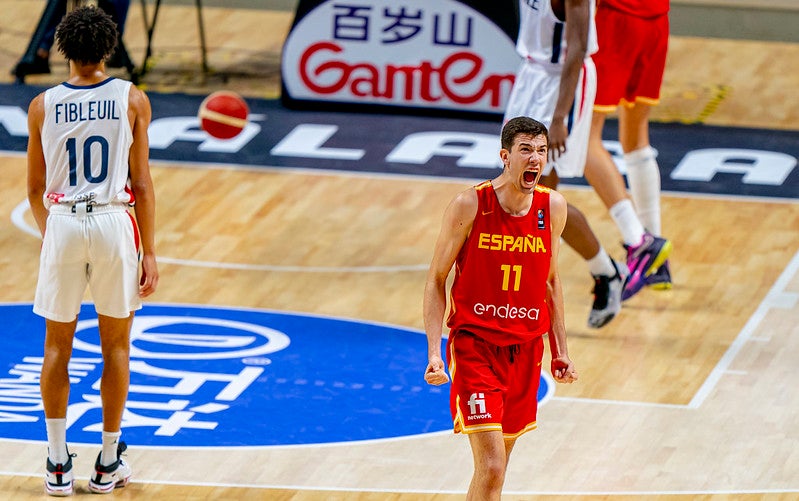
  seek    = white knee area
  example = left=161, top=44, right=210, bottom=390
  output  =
left=624, top=146, right=662, bottom=235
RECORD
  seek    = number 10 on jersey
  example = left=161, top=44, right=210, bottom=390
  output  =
left=67, top=135, right=109, bottom=186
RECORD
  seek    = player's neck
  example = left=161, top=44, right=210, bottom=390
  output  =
left=491, top=176, right=534, bottom=217
left=67, top=61, right=110, bottom=86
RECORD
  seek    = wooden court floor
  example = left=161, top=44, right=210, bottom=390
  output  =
left=0, top=1, right=797, bottom=499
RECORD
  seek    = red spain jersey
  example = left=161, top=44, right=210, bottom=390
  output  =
left=447, top=182, right=552, bottom=347
left=599, top=0, right=669, bottom=18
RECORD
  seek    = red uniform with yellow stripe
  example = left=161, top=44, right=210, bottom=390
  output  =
left=446, top=181, right=551, bottom=437
left=593, top=0, right=670, bottom=111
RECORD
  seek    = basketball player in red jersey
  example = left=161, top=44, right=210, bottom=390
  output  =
left=424, top=117, right=577, bottom=500
left=585, top=0, right=673, bottom=293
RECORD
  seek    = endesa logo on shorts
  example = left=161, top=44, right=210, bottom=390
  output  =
left=0, top=303, right=455, bottom=447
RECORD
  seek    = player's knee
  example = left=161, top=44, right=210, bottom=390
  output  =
left=482, top=462, right=506, bottom=489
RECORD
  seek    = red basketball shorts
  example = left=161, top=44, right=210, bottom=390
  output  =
left=593, top=5, right=669, bottom=111
left=447, top=329, right=544, bottom=438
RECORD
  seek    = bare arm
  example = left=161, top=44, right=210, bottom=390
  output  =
left=550, top=0, right=591, bottom=160
left=423, top=188, right=477, bottom=385
left=127, top=85, right=159, bottom=298
left=546, top=189, right=577, bottom=383
left=26, top=93, right=48, bottom=237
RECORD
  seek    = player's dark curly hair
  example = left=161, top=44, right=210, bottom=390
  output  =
left=55, top=6, right=118, bottom=64
left=501, top=116, right=549, bottom=150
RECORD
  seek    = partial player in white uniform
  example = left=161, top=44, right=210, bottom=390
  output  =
left=504, top=0, right=597, bottom=177
left=26, top=6, right=158, bottom=497
left=504, top=0, right=628, bottom=329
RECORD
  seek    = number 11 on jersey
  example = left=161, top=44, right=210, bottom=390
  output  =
left=500, top=264, right=522, bottom=291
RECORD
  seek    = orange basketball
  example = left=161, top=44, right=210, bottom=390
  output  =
left=198, top=91, right=249, bottom=139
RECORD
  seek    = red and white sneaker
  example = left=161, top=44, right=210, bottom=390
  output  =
left=88, top=442, right=131, bottom=494
left=45, top=451, right=76, bottom=497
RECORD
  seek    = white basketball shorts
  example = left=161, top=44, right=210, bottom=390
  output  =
left=34, top=204, right=142, bottom=322
left=503, top=57, right=597, bottom=178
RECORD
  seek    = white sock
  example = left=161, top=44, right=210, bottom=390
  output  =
left=45, top=418, right=68, bottom=464
left=586, top=247, right=617, bottom=277
left=609, top=199, right=645, bottom=247
left=101, top=430, right=122, bottom=466
left=624, top=146, right=662, bottom=235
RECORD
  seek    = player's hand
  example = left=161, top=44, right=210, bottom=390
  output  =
left=424, top=355, right=450, bottom=385
left=551, top=356, right=577, bottom=383
left=548, top=120, right=568, bottom=162
left=139, top=254, right=159, bottom=298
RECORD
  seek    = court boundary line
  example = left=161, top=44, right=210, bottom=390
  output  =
left=0, top=470, right=796, bottom=496
left=551, top=247, right=799, bottom=411
left=688, top=246, right=799, bottom=408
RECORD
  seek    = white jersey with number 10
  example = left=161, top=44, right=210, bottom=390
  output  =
left=41, top=78, right=133, bottom=208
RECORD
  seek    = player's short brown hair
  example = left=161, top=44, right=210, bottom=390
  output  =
left=501, top=116, right=549, bottom=151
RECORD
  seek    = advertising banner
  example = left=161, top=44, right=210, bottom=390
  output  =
left=281, top=0, right=520, bottom=117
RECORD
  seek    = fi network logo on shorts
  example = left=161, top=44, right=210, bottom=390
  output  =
left=466, top=393, right=492, bottom=421
left=0, top=303, right=476, bottom=447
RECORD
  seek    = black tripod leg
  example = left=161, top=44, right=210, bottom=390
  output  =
left=195, top=0, right=209, bottom=74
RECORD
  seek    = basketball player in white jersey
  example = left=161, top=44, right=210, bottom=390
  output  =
left=504, top=0, right=670, bottom=327
left=26, top=6, right=157, bottom=496
left=505, top=0, right=626, bottom=329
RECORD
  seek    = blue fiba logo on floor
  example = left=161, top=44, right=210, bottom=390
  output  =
left=0, top=303, right=552, bottom=447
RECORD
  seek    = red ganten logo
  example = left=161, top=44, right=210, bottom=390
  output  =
left=281, top=0, right=520, bottom=113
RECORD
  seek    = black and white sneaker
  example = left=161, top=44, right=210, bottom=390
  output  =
left=87, top=441, right=131, bottom=494
left=45, top=451, right=76, bottom=497
left=588, top=259, right=628, bottom=328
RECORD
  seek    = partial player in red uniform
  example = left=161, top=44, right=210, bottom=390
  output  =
left=585, top=0, right=673, bottom=295
left=424, top=117, right=577, bottom=500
